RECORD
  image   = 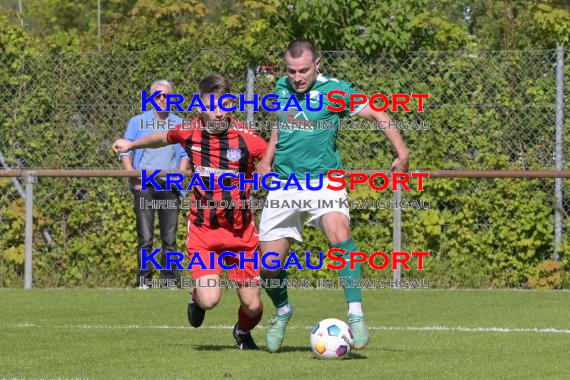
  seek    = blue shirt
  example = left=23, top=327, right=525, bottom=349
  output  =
left=120, top=111, right=188, bottom=170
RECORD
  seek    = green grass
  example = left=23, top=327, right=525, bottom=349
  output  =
left=1, top=288, right=569, bottom=379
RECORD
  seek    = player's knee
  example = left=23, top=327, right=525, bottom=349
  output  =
left=200, top=298, right=219, bottom=310
left=197, top=292, right=220, bottom=310
left=261, top=267, right=281, bottom=279
left=243, top=299, right=262, bottom=316
left=328, top=227, right=351, bottom=245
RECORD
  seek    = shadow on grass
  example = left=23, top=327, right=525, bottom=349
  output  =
left=376, top=347, right=408, bottom=353
left=347, top=352, right=367, bottom=360
left=278, top=347, right=369, bottom=359
left=309, top=351, right=367, bottom=360
left=192, top=344, right=238, bottom=351
left=276, top=346, right=319, bottom=353
left=188, top=344, right=398, bottom=357
left=192, top=345, right=315, bottom=353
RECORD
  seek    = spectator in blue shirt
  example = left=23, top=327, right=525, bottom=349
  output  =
left=120, top=79, right=189, bottom=288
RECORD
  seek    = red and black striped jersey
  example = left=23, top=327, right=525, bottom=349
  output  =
left=167, top=117, right=267, bottom=230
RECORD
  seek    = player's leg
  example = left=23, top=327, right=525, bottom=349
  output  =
left=193, top=274, right=222, bottom=309
left=260, top=239, right=295, bottom=352
left=320, top=211, right=370, bottom=349
left=260, top=238, right=292, bottom=311
left=259, top=193, right=304, bottom=352
left=228, top=221, right=264, bottom=350
left=259, top=188, right=306, bottom=352
left=234, top=286, right=263, bottom=350
left=188, top=273, right=222, bottom=328
left=307, top=182, right=370, bottom=349
left=134, top=189, right=156, bottom=288
left=259, top=186, right=304, bottom=306
left=186, top=223, right=222, bottom=328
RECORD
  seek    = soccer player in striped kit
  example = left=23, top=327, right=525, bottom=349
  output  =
left=113, top=74, right=267, bottom=350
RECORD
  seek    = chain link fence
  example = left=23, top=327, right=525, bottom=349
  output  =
left=0, top=48, right=568, bottom=287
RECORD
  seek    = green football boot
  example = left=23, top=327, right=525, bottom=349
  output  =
left=266, top=304, right=294, bottom=353
left=348, top=313, right=370, bottom=350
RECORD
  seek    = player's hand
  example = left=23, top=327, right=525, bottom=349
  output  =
left=112, top=139, right=133, bottom=154
left=256, top=160, right=272, bottom=178
left=390, top=153, right=409, bottom=173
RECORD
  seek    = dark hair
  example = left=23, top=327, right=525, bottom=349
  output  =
left=285, top=38, right=317, bottom=61
left=198, top=73, right=231, bottom=96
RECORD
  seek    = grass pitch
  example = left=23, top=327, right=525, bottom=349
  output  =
left=1, top=288, right=569, bottom=379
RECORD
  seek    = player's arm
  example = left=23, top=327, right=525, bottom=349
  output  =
left=112, top=132, right=169, bottom=154
left=256, top=128, right=277, bottom=177
left=356, top=105, right=409, bottom=172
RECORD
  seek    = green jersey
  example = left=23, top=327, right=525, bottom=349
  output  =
left=273, top=74, right=365, bottom=179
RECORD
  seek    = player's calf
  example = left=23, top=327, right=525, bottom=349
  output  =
left=234, top=287, right=263, bottom=350
left=233, top=305, right=263, bottom=350
left=187, top=277, right=221, bottom=328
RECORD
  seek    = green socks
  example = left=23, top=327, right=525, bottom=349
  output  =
left=262, top=269, right=289, bottom=308
left=333, top=239, right=362, bottom=303
left=263, top=239, right=362, bottom=308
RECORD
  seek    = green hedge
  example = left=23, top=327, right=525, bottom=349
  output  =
left=1, top=15, right=569, bottom=288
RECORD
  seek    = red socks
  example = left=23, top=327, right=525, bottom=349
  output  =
left=237, top=304, right=263, bottom=332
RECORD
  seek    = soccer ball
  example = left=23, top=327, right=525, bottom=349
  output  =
left=310, top=318, right=353, bottom=359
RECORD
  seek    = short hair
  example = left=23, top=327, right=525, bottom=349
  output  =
left=285, top=38, right=317, bottom=61
left=198, top=73, right=231, bottom=96
left=150, top=79, right=173, bottom=93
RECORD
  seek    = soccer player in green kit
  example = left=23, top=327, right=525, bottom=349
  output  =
left=257, top=39, right=410, bottom=352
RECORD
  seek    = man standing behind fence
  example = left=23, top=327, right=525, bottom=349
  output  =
left=119, top=79, right=189, bottom=288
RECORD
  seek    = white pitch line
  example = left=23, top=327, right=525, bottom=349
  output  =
left=368, top=326, right=570, bottom=334
left=9, top=323, right=570, bottom=335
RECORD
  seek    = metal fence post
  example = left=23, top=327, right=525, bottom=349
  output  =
left=24, top=174, right=36, bottom=289
left=1, top=152, right=53, bottom=246
left=393, top=184, right=402, bottom=286
left=554, top=44, right=564, bottom=261
left=246, top=63, right=255, bottom=123
left=97, top=0, right=101, bottom=51
left=18, top=0, right=24, bottom=27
